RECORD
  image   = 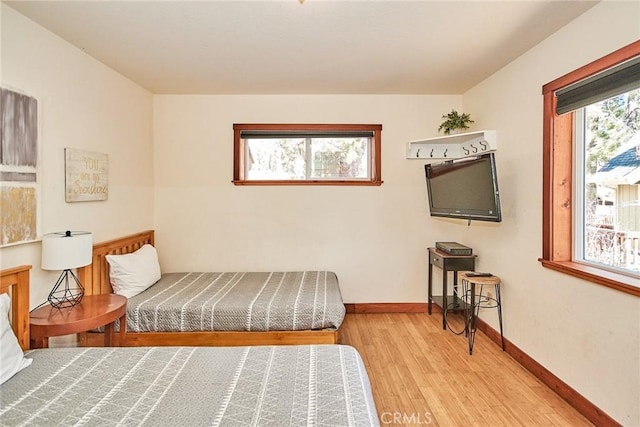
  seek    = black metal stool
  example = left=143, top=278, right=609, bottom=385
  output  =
left=458, top=271, right=504, bottom=355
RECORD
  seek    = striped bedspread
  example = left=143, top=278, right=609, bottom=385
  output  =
left=125, top=271, right=346, bottom=332
left=0, top=345, right=379, bottom=427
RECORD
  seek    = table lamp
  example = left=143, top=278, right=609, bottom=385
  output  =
left=41, top=230, right=93, bottom=309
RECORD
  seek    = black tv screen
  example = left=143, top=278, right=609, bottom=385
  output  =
left=425, top=153, right=502, bottom=222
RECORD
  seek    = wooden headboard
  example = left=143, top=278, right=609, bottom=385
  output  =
left=77, top=230, right=155, bottom=296
left=0, top=265, right=31, bottom=350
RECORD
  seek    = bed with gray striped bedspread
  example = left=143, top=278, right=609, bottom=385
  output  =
left=0, top=345, right=378, bottom=426
left=125, top=271, right=345, bottom=333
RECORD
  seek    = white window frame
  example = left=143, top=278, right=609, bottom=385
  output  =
left=242, top=136, right=372, bottom=182
left=573, top=103, right=640, bottom=278
left=573, top=109, right=588, bottom=265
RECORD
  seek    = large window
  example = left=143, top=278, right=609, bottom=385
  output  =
left=574, top=89, right=639, bottom=276
left=233, top=124, right=382, bottom=186
left=541, top=40, right=640, bottom=296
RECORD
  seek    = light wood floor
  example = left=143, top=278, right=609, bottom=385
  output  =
left=340, top=312, right=593, bottom=426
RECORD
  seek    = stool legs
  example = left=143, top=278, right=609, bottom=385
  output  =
left=466, top=282, right=482, bottom=355
left=496, top=283, right=505, bottom=351
left=463, top=281, right=505, bottom=355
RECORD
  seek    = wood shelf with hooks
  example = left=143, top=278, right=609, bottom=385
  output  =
left=407, top=130, right=497, bottom=162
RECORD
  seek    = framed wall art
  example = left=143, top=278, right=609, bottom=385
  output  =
left=65, top=148, right=108, bottom=202
left=0, top=87, right=39, bottom=247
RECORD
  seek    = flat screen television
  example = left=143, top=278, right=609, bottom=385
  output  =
left=425, top=153, right=502, bottom=222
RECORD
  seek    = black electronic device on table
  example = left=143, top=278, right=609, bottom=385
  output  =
left=435, top=241, right=473, bottom=256
left=464, top=272, right=493, bottom=277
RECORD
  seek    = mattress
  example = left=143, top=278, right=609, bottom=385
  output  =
left=0, top=344, right=379, bottom=426
left=125, top=271, right=345, bottom=332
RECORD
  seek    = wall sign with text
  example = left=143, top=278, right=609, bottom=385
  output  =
left=65, top=148, right=108, bottom=202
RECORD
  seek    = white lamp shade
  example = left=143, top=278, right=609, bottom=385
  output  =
left=41, top=231, right=93, bottom=270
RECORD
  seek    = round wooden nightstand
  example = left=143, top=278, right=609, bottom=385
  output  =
left=30, top=294, right=127, bottom=348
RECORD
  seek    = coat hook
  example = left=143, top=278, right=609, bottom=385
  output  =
left=430, top=148, right=434, bottom=158
left=470, top=143, right=478, bottom=153
left=463, top=147, right=470, bottom=155
left=416, top=148, right=421, bottom=158
left=479, top=140, right=488, bottom=150
left=443, top=149, right=448, bottom=158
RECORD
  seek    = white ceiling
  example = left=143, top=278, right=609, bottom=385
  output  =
left=5, top=0, right=598, bottom=95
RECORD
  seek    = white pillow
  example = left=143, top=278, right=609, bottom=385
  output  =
left=106, top=244, right=161, bottom=298
left=0, top=293, right=32, bottom=385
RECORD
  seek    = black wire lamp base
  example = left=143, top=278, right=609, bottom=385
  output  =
left=48, top=269, right=85, bottom=309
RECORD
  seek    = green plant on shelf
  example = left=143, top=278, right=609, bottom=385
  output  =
left=438, top=110, right=474, bottom=135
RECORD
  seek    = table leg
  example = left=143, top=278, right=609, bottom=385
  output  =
left=78, top=331, right=88, bottom=347
left=30, top=337, right=47, bottom=349
left=104, top=322, right=114, bottom=347
left=118, top=313, right=127, bottom=346
left=453, top=273, right=459, bottom=305
left=428, top=260, right=433, bottom=315
left=442, top=268, right=448, bottom=330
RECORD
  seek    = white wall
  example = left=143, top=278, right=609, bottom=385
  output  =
left=3, top=1, right=638, bottom=424
left=153, top=5, right=639, bottom=422
left=153, top=94, right=461, bottom=303
left=0, top=4, right=155, bottom=308
left=462, top=2, right=640, bottom=425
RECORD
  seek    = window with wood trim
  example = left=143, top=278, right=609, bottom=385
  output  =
left=541, top=40, right=640, bottom=296
left=233, top=124, right=382, bottom=186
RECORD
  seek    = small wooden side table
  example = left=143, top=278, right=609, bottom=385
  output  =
left=30, top=294, right=127, bottom=349
left=427, top=247, right=477, bottom=329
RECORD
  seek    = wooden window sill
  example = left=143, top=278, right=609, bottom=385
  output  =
left=232, top=180, right=383, bottom=186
